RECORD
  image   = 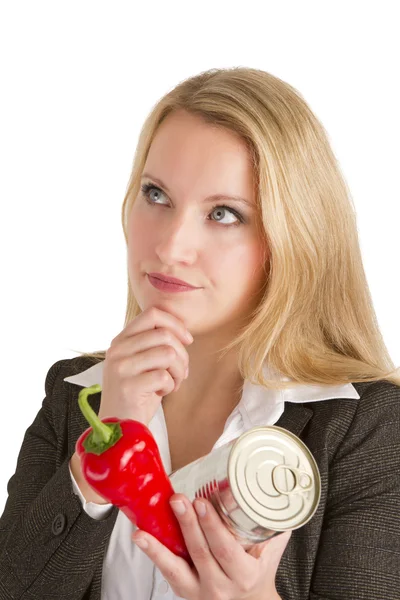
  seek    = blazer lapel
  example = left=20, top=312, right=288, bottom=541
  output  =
left=273, top=402, right=313, bottom=438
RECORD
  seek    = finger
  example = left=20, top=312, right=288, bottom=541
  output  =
left=110, top=344, right=184, bottom=395
left=170, top=494, right=238, bottom=583
left=152, top=345, right=187, bottom=392
left=110, top=327, right=190, bottom=374
left=132, top=529, right=198, bottom=599
left=189, top=496, right=256, bottom=583
left=136, top=345, right=186, bottom=388
left=257, top=530, right=292, bottom=571
left=125, top=306, right=193, bottom=346
left=114, top=340, right=189, bottom=389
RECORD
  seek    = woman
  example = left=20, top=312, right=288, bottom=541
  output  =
left=1, top=67, right=399, bottom=600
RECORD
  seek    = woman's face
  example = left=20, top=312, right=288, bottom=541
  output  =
left=128, top=110, right=268, bottom=337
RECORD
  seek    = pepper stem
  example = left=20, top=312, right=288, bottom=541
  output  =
left=77, top=384, right=123, bottom=455
left=78, top=384, right=113, bottom=444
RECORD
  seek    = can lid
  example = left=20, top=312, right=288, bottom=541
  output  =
left=228, top=426, right=321, bottom=531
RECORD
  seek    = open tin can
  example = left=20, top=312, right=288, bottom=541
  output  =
left=169, top=425, right=321, bottom=546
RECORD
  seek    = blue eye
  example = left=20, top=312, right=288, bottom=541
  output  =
left=141, top=183, right=167, bottom=204
left=140, top=183, right=245, bottom=227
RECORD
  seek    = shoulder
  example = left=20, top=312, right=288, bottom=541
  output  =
left=351, top=378, right=400, bottom=417
left=41, top=356, right=102, bottom=446
left=44, top=355, right=101, bottom=395
left=320, top=380, right=400, bottom=516
left=337, top=379, right=400, bottom=451
left=43, top=355, right=102, bottom=423
left=308, top=378, right=400, bottom=422
left=339, top=378, right=400, bottom=434
left=301, top=379, right=400, bottom=458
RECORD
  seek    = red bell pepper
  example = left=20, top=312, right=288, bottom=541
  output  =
left=75, top=384, right=192, bottom=565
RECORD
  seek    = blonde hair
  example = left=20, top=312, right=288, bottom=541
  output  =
left=75, top=66, right=400, bottom=390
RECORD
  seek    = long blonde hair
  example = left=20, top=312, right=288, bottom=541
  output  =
left=75, top=66, right=400, bottom=390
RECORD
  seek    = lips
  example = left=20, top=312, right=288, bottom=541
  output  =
left=148, top=272, right=199, bottom=289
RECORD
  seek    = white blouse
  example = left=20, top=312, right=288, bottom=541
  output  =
left=64, top=361, right=360, bottom=600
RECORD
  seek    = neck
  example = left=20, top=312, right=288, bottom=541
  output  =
left=162, top=336, right=244, bottom=417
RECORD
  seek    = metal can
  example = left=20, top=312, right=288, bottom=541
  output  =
left=169, top=425, right=321, bottom=546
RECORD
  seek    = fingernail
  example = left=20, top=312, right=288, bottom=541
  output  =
left=134, top=536, right=149, bottom=549
left=194, top=500, right=206, bottom=517
left=185, top=367, right=189, bottom=379
left=186, top=331, right=194, bottom=343
left=170, top=500, right=186, bottom=515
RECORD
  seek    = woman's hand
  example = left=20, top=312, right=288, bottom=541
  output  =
left=99, top=306, right=192, bottom=426
left=132, top=492, right=291, bottom=600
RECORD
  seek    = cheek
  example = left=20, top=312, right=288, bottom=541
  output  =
left=128, top=207, right=153, bottom=254
left=129, top=221, right=144, bottom=250
left=217, top=240, right=267, bottom=284
left=234, top=243, right=268, bottom=306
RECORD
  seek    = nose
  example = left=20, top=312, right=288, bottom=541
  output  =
left=154, top=211, right=198, bottom=266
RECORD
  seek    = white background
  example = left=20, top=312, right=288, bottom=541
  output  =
left=0, top=1, right=399, bottom=511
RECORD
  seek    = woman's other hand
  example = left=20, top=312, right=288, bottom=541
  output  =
left=132, top=493, right=291, bottom=600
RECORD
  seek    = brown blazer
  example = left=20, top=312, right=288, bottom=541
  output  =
left=0, top=356, right=399, bottom=600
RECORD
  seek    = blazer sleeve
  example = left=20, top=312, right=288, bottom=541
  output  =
left=309, top=380, right=400, bottom=600
left=0, top=359, right=118, bottom=600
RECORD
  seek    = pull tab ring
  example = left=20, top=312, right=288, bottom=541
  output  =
left=272, top=464, right=313, bottom=495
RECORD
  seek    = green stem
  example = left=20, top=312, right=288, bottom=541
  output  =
left=78, top=384, right=112, bottom=445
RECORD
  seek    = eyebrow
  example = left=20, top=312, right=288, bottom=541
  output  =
left=141, top=173, right=255, bottom=208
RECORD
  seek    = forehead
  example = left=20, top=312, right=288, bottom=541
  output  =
left=145, top=111, right=257, bottom=203
left=149, top=110, right=249, bottom=158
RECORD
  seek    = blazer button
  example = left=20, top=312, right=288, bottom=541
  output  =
left=52, top=514, right=67, bottom=536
